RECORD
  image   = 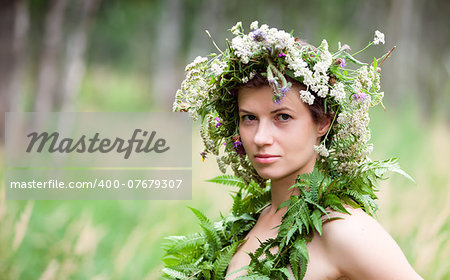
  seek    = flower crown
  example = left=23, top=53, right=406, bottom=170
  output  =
left=173, top=21, right=392, bottom=184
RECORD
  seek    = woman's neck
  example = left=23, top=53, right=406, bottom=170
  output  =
left=268, top=161, right=316, bottom=215
left=268, top=175, right=300, bottom=215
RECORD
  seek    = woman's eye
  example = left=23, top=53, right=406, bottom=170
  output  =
left=241, top=115, right=256, bottom=121
left=277, top=114, right=291, bottom=121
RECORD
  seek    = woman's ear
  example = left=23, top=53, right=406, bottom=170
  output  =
left=317, top=116, right=331, bottom=137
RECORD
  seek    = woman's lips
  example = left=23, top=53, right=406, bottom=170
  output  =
left=255, top=154, right=280, bottom=164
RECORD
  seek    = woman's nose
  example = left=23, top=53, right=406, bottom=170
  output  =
left=253, top=120, right=274, bottom=146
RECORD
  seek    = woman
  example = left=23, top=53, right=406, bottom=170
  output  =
left=226, top=76, right=421, bottom=279
left=163, top=21, right=422, bottom=279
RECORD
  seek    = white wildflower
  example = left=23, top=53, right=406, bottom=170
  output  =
left=317, top=85, right=329, bottom=98
left=211, top=60, right=227, bottom=76
left=314, top=144, right=329, bottom=157
left=248, top=71, right=256, bottom=80
left=302, top=70, right=320, bottom=87
left=185, top=56, right=207, bottom=71
left=313, top=62, right=328, bottom=74
left=241, top=72, right=255, bottom=83
left=355, top=66, right=374, bottom=91
left=330, top=82, right=346, bottom=101
left=299, top=90, right=315, bottom=105
left=337, top=111, right=349, bottom=124
left=231, top=21, right=242, bottom=35
left=231, top=35, right=255, bottom=64
left=250, top=21, right=259, bottom=30
left=286, top=52, right=309, bottom=78
left=265, top=28, right=294, bottom=49
left=373, top=30, right=385, bottom=45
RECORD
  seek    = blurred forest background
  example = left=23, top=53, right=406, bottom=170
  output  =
left=0, top=0, right=449, bottom=279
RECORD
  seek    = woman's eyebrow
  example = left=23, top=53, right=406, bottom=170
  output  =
left=238, top=109, right=253, bottom=114
left=239, top=107, right=293, bottom=114
left=271, top=107, right=293, bottom=114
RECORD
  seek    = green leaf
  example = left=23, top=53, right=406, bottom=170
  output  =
left=285, top=222, right=299, bottom=244
left=235, top=274, right=271, bottom=280
left=231, top=190, right=243, bottom=215
left=206, top=174, right=247, bottom=188
left=200, top=220, right=222, bottom=259
left=162, top=267, right=190, bottom=280
left=324, top=194, right=349, bottom=214
left=188, top=206, right=209, bottom=223
left=292, top=238, right=309, bottom=279
left=276, top=267, right=293, bottom=279
left=213, top=241, right=243, bottom=277
left=293, top=238, right=309, bottom=262
left=311, top=209, right=323, bottom=235
left=343, top=51, right=368, bottom=66
left=289, top=246, right=300, bottom=279
left=163, top=233, right=205, bottom=255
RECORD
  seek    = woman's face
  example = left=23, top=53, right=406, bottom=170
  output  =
left=238, top=85, right=327, bottom=184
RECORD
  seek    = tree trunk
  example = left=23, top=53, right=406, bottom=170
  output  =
left=0, top=0, right=16, bottom=142
left=59, top=0, right=101, bottom=112
left=152, top=0, right=182, bottom=110
left=9, top=0, right=29, bottom=113
left=33, top=0, right=68, bottom=112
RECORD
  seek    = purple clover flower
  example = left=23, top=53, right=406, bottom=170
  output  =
left=231, top=136, right=246, bottom=155
left=281, top=85, right=290, bottom=95
left=352, top=92, right=368, bottom=101
left=214, top=117, right=222, bottom=128
left=340, top=58, right=346, bottom=68
left=278, top=52, right=287, bottom=58
left=233, top=140, right=242, bottom=148
left=233, top=140, right=246, bottom=155
left=268, top=79, right=279, bottom=88
left=250, top=29, right=266, bottom=42
left=340, top=44, right=351, bottom=52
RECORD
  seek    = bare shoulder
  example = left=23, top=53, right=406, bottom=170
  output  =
left=321, top=206, right=383, bottom=241
left=318, top=206, right=423, bottom=280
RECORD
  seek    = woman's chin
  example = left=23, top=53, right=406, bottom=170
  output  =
left=255, top=170, right=279, bottom=181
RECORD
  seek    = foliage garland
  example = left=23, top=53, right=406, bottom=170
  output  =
left=163, top=22, right=412, bottom=279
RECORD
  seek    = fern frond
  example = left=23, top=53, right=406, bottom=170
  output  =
left=308, top=167, right=322, bottom=203
left=162, top=267, right=190, bottom=280
left=323, top=194, right=349, bottom=214
left=344, top=189, right=378, bottom=215
left=289, top=245, right=300, bottom=279
left=275, top=267, right=293, bottom=280
left=292, top=238, right=309, bottom=280
left=163, top=233, right=206, bottom=255
left=231, top=190, right=243, bottom=215
left=247, top=179, right=266, bottom=195
left=206, top=174, right=247, bottom=188
left=169, top=263, right=201, bottom=274
left=297, top=201, right=312, bottom=234
left=356, top=158, right=415, bottom=183
left=188, top=206, right=209, bottom=223
left=311, top=209, right=323, bottom=236
left=241, top=190, right=271, bottom=214
left=200, top=220, right=222, bottom=260
left=212, top=240, right=242, bottom=276
left=235, top=274, right=271, bottom=280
